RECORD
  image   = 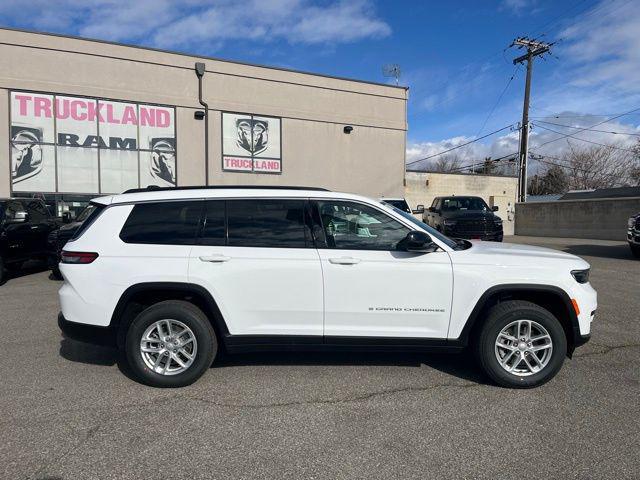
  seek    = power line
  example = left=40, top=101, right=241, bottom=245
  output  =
left=529, top=106, right=640, bottom=151
left=532, top=123, right=637, bottom=152
left=534, top=119, right=640, bottom=137
left=444, top=152, right=519, bottom=173
left=475, top=65, right=520, bottom=137
left=530, top=113, right=639, bottom=119
left=533, top=154, right=633, bottom=182
left=405, top=123, right=517, bottom=167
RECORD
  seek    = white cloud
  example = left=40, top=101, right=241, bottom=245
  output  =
left=500, top=0, right=536, bottom=15
left=559, top=0, right=640, bottom=95
left=0, top=0, right=390, bottom=49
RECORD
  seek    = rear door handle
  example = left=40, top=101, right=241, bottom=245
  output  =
left=199, top=254, right=231, bottom=263
left=328, top=257, right=361, bottom=265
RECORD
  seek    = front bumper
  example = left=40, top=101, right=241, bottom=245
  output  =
left=628, top=228, right=640, bottom=245
left=444, top=228, right=503, bottom=242
left=58, top=312, right=115, bottom=347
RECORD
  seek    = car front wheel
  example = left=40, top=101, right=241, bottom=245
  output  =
left=125, top=300, right=217, bottom=388
left=476, top=300, right=567, bottom=388
left=631, top=244, right=640, bottom=259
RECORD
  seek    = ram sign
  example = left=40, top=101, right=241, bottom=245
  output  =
left=222, top=112, right=282, bottom=173
left=10, top=91, right=177, bottom=194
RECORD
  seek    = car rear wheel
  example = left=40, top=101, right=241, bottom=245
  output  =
left=125, top=300, right=217, bottom=388
left=476, top=300, right=567, bottom=388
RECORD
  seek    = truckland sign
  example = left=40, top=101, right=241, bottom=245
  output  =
left=222, top=112, right=282, bottom=173
left=10, top=91, right=176, bottom=194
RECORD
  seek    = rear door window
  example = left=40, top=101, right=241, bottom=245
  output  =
left=120, top=201, right=203, bottom=245
left=226, top=199, right=308, bottom=248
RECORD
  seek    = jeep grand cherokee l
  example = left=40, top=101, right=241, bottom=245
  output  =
left=57, top=186, right=595, bottom=388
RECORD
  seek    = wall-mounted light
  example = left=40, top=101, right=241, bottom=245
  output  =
left=194, top=110, right=205, bottom=120
left=343, top=125, right=354, bottom=134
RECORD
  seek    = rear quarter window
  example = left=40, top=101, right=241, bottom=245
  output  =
left=119, top=201, right=203, bottom=245
left=70, top=203, right=106, bottom=240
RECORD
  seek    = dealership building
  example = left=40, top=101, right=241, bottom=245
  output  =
left=0, top=28, right=408, bottom=216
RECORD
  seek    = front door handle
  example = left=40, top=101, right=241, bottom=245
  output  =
left=328, top=257, right=361, bottom=265
left=199, top=254, right=231, bottom=263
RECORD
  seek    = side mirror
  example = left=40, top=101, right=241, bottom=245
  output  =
left=492, top=206, right=499, bottom=212
left=62, top=212, right=72, bottom=224
left=400, top=230, right=437, bottom=253
left=413, top=204, right=425, bottom=214
left=8, top=211, right=28, bottom=224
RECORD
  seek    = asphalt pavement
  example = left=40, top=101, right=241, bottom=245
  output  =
left=0, top=236, right=638, bottom=480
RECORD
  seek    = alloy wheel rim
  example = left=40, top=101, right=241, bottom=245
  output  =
left=140, top=319, right=198, bottom=376
left=494, top=319, right=553, bottom=377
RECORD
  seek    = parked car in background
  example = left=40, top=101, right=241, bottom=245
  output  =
left=58, top=186, right=594, bottom=389
left=380, top=198, right=412, bottom=213
left=0, top=197, right=58, bottom=283
left=628, top=213, right=640, bottom=258
left=415, top=196, right=503, bottom=242
left=47, top=205, right=98, bottom=279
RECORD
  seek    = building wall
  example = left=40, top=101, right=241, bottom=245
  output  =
left=1, top=28, right=407, bottom=199
left=404, top=171, right=518, bottom=235
left=515, top=197, right=640, bottom=241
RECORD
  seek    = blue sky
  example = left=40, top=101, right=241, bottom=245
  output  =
left=2, top=0, right=639, bottom=169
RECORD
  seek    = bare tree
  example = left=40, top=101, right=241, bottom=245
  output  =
left=430, top=154, right=463, bottom=172
left=558, top=142, right=640, bottom=190
left=528, top=165, right=568, bottom=195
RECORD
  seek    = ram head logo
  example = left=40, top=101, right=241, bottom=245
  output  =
left=236, top=118, right=269, bottom=155
left=149, top=137, right=176, bottom=185
left=11, top=126, right=44, bottom=183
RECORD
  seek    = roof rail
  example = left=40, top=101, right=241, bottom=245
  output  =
left=122, top=185, right=330, bottom=194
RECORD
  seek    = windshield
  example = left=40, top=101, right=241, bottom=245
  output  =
left=390, top=206, right=458, bottom=249
left=441, top=197, right=490, bottom=212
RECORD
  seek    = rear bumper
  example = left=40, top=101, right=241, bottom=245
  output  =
left=58, top=312, right=115, bottom=347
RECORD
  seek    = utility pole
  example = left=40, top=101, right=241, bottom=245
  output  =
left=512, top=37, right=552, bottom=202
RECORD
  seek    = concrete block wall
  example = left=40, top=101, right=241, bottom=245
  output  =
left=515, top=197, right=640, bottom=241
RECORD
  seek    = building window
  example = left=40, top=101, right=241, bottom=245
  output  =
left=222, top=112, right=282, bottom=174
left=9, top=91, right=177, bottom=195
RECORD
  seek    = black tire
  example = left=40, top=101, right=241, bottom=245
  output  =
left=51, top=264, right=63, bottom=280
left=125, top=300, right=217, bottom=388
left=475, top=300, right=567, bottom=388
left=0, top=256, right=6, bottom=285
left=631, top=244, right=640, bottom=259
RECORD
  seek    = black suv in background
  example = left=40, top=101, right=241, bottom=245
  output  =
left=415, top=196, right=503, bottom=241
left=47, top=204, right=98, bottom=278
left=0, top=198, right=58, bottom=283
left=628, top=213, right=640, bottom=258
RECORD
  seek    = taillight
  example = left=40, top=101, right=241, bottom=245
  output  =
left=60, top=251, right=99, bottom=264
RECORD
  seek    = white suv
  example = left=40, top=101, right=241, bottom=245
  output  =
left=58, top=186, right=596, bottom=388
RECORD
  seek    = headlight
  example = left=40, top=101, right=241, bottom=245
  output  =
left=571, top=269, right=590, bottom=284
left=443, top=219, right=457, bottom=226
left=629, top=217, right=636, bottom=228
